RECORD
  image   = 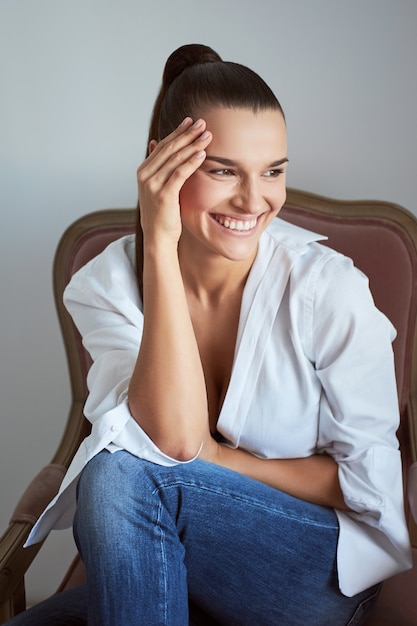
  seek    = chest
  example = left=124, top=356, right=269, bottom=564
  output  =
left=216, top=305, right=322, bottom=458
left=190, top=298, right=241, bottom=432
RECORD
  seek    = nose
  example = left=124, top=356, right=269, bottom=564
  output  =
left=232, top=176, right=264, bottom=214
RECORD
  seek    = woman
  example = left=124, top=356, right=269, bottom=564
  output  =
left=19, top=44, right=411, bottom=625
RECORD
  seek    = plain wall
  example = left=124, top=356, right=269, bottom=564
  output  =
left=1, top=0, right=416, bottom=606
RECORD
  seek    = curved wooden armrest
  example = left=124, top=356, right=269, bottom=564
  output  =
left=0, top=400, right=88, bottom=622
left=0, top=464, right=67, bottom=621
left=0, top=521, right=43, bottom=621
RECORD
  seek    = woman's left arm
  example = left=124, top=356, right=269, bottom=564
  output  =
left=201, top=253, right=401, bottom=515
left=200, top=439, right=349, bottom=510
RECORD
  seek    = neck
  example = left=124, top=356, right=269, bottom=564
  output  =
left=178, top=241, right=256, bottom=307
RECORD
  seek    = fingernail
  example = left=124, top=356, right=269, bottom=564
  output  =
left=192, top=119, right=204, bottom=129
left=200, top=131, right=210, bottom=140
left=195, top=150, right=206, bottom=159
left=180, top=117, right=192, bottom=126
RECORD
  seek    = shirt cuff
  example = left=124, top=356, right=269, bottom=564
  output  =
left=98, top=398, right=200, bottom=466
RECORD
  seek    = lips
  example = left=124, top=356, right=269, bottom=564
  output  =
left=212, top=215, right=257, bottom=232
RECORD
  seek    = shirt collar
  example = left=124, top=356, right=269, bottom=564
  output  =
left=265, top=217, right=327, bottom=252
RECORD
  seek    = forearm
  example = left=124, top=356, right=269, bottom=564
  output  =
left=128, top=242, right=208, bottom=460
left=205, top=441, right=349, bottom=510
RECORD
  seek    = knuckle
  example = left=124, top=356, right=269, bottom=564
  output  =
left=159, top=135, right=177, bottom=153
left=137, top=168, right=146, bottom=183
left=169, top=151, right=183, bottom=165
left=170, top=168, right=184, bottom=182
left=148, top=179, right=160, bottom=194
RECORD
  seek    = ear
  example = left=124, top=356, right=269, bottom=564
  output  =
left=148, top=139, right=158, bottom=154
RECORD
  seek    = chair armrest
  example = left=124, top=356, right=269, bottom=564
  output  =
left=10, top=464, right=66, bottom=526
left=0, top=397, right=88, bottom=623
left=0, top=521, right=41, bottom=621
left=0, top=464, right=66, bottom=622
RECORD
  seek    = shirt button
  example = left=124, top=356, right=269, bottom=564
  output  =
left=111, top=425, right=121, bottom=432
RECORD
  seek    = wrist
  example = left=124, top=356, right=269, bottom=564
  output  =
left=143, top=236, right=179, bottom=258
left=199, top=433, right=222, bottom=463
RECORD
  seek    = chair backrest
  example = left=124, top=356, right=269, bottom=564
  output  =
left=52, top=209, right=136, bottom=466
left=52, top=189, right=417, bottom=538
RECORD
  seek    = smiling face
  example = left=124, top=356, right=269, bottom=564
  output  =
left=178, top=107, right=288, bottom=265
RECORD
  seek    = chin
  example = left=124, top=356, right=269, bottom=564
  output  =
left=216, top=242, right=259, bottom=263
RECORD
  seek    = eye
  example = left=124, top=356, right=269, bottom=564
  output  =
left=263, top=168, right=284, bottom=178
left=210, top=168, right=235, bottom=176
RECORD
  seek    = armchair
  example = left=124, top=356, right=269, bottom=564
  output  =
left=1, top=189, right=416, bottom=624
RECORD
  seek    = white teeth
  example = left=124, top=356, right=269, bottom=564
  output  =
left=214, top=216, right=257, bottom=231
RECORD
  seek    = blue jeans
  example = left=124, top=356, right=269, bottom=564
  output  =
left=4, top=586, right=88, bottom=625
left=70, top=450, right=378, bottom=625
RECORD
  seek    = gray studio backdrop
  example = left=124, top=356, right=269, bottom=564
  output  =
left=1, top=0, right=416, bottom=606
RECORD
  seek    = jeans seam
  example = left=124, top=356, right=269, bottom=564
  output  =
left=156, top=500, right=169, bottom=625
left=153, top=480, right=339, bottom=529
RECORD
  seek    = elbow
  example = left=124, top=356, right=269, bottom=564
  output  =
left=140, top=424, right=203, bottom=462
left=167, top=445, right=201, bottom=463
left=128, top=397, right=203, bottom=461
left=154, top=434, right=203, bottom=462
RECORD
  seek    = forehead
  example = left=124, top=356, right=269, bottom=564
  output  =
left=203, top=107, right=287, bottom=162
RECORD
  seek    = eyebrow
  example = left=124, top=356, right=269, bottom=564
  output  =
left=205, top=156, right=289, bottom=167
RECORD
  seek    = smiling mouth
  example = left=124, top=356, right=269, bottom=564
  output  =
left=212, top=215, right=258, bottom=232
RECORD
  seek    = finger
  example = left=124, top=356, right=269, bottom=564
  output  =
left=164, top=147, right=208, bottom=191
left=156, top=131, right=212, bottom=195
left=147, top=120, right=207, bottom=174
left=138, top=128, right=212, bottom=192
left=156, top=117, right=202, bottom=151
left=139, top=118, right=210, bottom=179
left=141, top=143, right=209, bottom=211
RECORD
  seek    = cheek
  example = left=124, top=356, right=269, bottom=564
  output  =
left=179, top=173, right=213, bottom=215
left=179, top=177, right=197, bottom=214
left=268, top=182, right=287, bottom=216
left=277, top=185, right=287, bottom=212
left=178, top=179, right=207, bottom=229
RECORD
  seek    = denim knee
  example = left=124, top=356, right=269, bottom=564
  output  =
left=73, top=451, right=173, bottom=556
left=75, top=451, right=129, bottom=555
left=74, top=451, right=190, bottom=625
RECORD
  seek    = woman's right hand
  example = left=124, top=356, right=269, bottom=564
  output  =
left=130, top=118, right=212, bottom=460
left=136, top=117, right=212, bottom=246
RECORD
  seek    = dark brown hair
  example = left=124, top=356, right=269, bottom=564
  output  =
left=136, top=44, right=285, bottom=297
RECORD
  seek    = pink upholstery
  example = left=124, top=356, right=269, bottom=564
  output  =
left=68, top=226, right=135, bottom=277
left=10, top=465, right=67, bottom=526
left=363, top=548, right=417, bottom=625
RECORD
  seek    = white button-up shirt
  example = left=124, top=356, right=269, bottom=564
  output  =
left=26, top=219, right=412, bottom=596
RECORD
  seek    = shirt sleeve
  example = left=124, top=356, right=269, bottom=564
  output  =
left=63, top=237, right=197, bottom=466
left=307, top=252, right=408, bottom=541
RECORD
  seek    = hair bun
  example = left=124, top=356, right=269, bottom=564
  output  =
left=162, top=44, right=222, bottom=92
